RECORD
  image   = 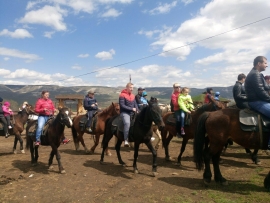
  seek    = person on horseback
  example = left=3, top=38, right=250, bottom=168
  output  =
left=0, top=97, right=9, bottom=138
left=140, top=91, right=148, bottom=108
left=2, top=101, right=13, bottom=129
left=214, top=92, right=220, bottom=101
left=245, top=56, right=270, bottom=153
left=233, top=73, right=249, bottom=109
left=119, top=82, right=139, bottom=147
left=34, top=90, right=56, bottom=146
left=171, top=83, right=181, bottom=137
left=204, top=87, right=213, bottom=104
left=135, top=87, right=145, bottom=110
left=19, top=101, right=28, bottom=111
left=83, top=90, right=98, bottom=133
left=178, top=87, right=194, bottom=136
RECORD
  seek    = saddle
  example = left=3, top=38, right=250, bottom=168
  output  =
left=79, top=111, right=100, bottom=132
left=166, top=113, right=192, bottom=126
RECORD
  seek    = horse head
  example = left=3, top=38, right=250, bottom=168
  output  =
left=23, top=104, right=36, bottom=115
left=148, top=98, right=165, bottom=130
left=112, top=102, right=120, bottom=115
left=57, top=107, right=73, bottom=128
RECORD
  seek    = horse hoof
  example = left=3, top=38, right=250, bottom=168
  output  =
left=165, top=156, right=174, bottom=161
left=100, top=161, right=106, bottom=165
left=203, top=179, right=211, bottom=186
left=48, top=166, right=54, bottom=170
left=121, top=163, right=127, bottom=167
left=256, top=160, right=262, bottom=165
left=221, top=181, right=229, bottom=186
left=21, top=150, right=25, bottom=154
left=60, top=170, right=66, bottom=174
left=134, top=169, right=139, bottom=174
left=152, top=172, right=158, bottom=177
left=106, top=152, right=112, bottom=156
left=31, top=163, right=37, bottom=167
left=174, top=162, right=181, bottom=166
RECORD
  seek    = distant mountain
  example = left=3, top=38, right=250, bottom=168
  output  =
left=0, top=85, right=234, bottom=110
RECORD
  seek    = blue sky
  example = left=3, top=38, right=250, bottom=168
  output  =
left=0, top=0, right=270, bottom=88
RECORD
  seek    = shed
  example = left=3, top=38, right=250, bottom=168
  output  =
left=55, top=94, right=85, bottom=115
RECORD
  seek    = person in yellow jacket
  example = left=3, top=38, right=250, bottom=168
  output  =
left=178, top=87, right=194, bottom=136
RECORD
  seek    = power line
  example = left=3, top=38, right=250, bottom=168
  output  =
left=57, top=16, right=270, bottom=83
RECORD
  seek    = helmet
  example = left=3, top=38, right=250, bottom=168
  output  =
left=215, top=92, right=220, bottom=96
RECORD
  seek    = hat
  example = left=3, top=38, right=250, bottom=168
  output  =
left=88, top=89, right=95, bottom=94
left=215, top=91, right=220, bottom=96
left=142, top=92, right=147, bottom=97
left=138, top=87, right=145, bottom=91
left=0, top=97, right=2, bottom=102
left=23, top=101, right=28, bottom=105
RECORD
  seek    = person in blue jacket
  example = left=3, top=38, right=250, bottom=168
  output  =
left=84, top=90, right=98, bottom=133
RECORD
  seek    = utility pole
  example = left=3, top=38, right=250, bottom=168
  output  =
left=129, top=74, right=131, bottom=83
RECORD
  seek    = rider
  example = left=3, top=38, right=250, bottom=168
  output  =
left=233, top=73, right=249, bottom=109
left=171, top=83, right=181, bottom=138
left=178, top=87, right=194, bottom=136
left=119, top=82, right=138, bottom=147
left=214, top=92, right=220, bottom=101
left=135, top=87, right=145, bottom=110
left=140, top=91, right=148, bottom=108
left=34, top=90, right=56, bottom=146
left=83, top=90, right=98, bottom=133
left=245, top=56, right=270, bottom=153
left=204, top=87, right=213, bottom=104
left=2, top=101, right=13, bottom=129
left=0, top=97, right=9, bottom=138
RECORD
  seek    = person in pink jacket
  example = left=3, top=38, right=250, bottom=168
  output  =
left=34, top=90, right=56, bottom=146
left=2, top=101, right=13, bottom=130
left=171, top=83, right=182, bottom=138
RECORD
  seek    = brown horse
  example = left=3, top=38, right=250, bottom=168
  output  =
left=194, top=108, right=269, bottom=189
left=71, top=102, right=120, bottom=154
left=0, top=105, right=35, bottom=154
left=161, top=99, right=225, bottom=164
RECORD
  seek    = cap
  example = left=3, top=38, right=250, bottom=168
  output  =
left=88, top=89, right=95, bottom=94
left=138, top=87, right=145, bottom=91
left=215, top=91, right=220, bottom=96
left=23, top=101, right=28, bottom=105
left=142, top=91, right=147, bottom=97
left=4, top=101, right=10, bottom=106
left=0, top=97, right=3, bottom=102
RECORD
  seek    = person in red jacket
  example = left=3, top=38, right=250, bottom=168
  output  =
left=171, top=83, right=181, bottom=138
left=34, top=90, right=56, bottom=146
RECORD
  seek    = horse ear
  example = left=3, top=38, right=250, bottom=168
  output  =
left=112, top=102, right=115, bottom=107
left=58, top=107, right=62, bottom=110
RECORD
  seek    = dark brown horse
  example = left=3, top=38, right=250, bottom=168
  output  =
left=194, top=108, right=269, bottom=189
left=100, top=98, right=165, bottom=176
left=0, top=105, right=35, bottom=154
left=71, top=102, right=120, bottom=155
left=26, top=107, right=73, bottom=173
left=161, top=99, right=225, bottom=165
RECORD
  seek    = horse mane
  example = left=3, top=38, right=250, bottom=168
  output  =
left=98, top=103, right=114, bottom=117
left=138, top=105, right=147, bottom=121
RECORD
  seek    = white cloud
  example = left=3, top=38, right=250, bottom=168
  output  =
left=146, top=1, right=177, bottom=15
left=71, top=65, right=82, bottom=70
left=101, top=8, right=122, bottom=18
left=44, top=31, right=55, bottom=38
left=95, top=49, right=115, bottom=60
left=181, top=0, right=194, bottom=5
left=98, top=0, right=133, bottom=4
left=78, top=54, right=89, bottom=58
left=3, top=57, right=10, bottom=61
left=0, top=69, right=11, bottom=76
left=19, top=5, right=68, bottom=31
left=0, top=29, right=33, bottom=39
left=0, top=47, right=42, bottom=61
left=138, top=29, right=162, bottom=38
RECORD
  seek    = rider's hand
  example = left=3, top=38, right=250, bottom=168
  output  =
left=95, top=103, right=98, bottom=105
left=187, top=111, right=191, bottom=114
left=132, top=108, right=136, bottom=112
left=44, top=108, right=47, bottom=112
left=91, top=104, right=95, bottom=107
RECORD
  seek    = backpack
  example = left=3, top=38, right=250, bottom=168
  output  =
left=170, top=99, right=174, bottom=112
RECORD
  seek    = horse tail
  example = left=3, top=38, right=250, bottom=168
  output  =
left=193, top=112, right=210, bottom=171
left=102, top=117, right=111, bottom=146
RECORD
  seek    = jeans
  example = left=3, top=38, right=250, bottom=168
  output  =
left=120, top=112, right=131, bottom=141
left=5, top=115, right=11, bottom=126
left=36, top=115, right=49, bottom=142
left=87, top=110, right=95, bottom=128
left=0, top=116, right=8, bottom=135
left=174, top=110, right=181, bottom=134
left=180, top=110, right=186, bottom=128
left=249, top=101, right=270, bottom=146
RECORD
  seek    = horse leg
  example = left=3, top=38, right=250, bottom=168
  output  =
left=18, top=135, right=25, bottom=154
left=251, top=149, right=261, bottom=165
left=133, top=142, right=140, bottom=174
left=212, top=151, right=228, bottom=185
left=145, top=141, right=158, bottom=177
left=203, top=147, right=212, bottom=185
left=154, top=129, right=162, bottom=150
left=78, top=134, right=89, bottom=153
left=176, top=137, right=188, bottom=166
left=13, top=136, right=18, bottom=154
left=100, top=140, right=109, bottom=164
left=48, top=150, right=55, bottom=170
left=162, top=131, right=174, bottom=161
left=115, top=138, right=125, bottom=166
left=34, top=146, right=39, bottom=164
left=29, top=140, right=36, bottom=166
left=50, top=144, right=65, bottom=174
left=90, top=134, right=100, bottom=154
left=264, top=171, right=270, bottom=192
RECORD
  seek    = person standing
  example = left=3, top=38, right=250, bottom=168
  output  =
left=83, top=90, right=98, bottom=133
left=245, top=56, right=270, bottom=153
left=171, top=83, right=181, bottom=138
left=0, top=97, right=9, bottom=138
left=34, top=90, right=56, bottom=146
left=233, top=73, right=249, bottom=109
left=119, top=82, right=139, bottom=147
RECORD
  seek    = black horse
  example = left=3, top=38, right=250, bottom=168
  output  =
left=0, top=105, right=35, bottom=154
left=100, top=98, right=165, bottom=176
left=26, top=107, right=73, bottom=173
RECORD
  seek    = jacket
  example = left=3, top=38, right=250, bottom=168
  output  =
left=204, top=93, right=212, bottom=104
left=83, top=95, right=98, bottom=111
left=233, top=81, right=247, bottom=106
left=35, top=98, right=55, bottom=116
left=119, top=89, right=138, bottom=114
left=2, top=102, right=13, bottom=117
left=171, top=91, right=180, bottom=111
left=245, top=68, right=270, bottom=102
left=135, top=94, right=143, bottom=106
left=178, top=94, right=194, bottom=112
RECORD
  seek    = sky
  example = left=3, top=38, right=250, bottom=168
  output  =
left=0, top=0, right=270, bottom=88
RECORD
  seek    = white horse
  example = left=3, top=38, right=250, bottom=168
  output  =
left=152, top=104, right=171, bottom=150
